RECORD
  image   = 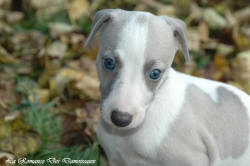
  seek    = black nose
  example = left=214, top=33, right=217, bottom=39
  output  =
left=111, top=110, right=133, bottom=127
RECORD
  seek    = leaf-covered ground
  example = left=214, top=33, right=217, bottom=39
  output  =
left=0, top=0, right=249, bottom=165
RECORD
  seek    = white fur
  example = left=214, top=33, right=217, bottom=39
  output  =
left=97, top=68, right=250, bottom=166
left=97, top=68, right=188, bottom=165
left=170, top=70, right=250, bottom=166
left=101, top=13, right=151, bottom=129
left=129, top=68, right=187, bottom=158
left=93, top=10, right=250, bottom=166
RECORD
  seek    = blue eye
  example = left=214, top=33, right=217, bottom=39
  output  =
left=149, top=69, right=161, bottom=80
left=104, top=58, right=115, bottom=70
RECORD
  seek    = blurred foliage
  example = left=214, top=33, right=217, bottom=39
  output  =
left=0, top=0, right=249, bottom=165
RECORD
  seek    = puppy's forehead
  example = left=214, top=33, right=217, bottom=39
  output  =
left=116, top=12, right=151, bottom=61
left=99, top=10, right=176, bottom=75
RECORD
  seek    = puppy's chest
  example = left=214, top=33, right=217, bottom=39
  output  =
left=97, top=122, right=204, bottom=166
left=97, top=123, right=165, bottom=165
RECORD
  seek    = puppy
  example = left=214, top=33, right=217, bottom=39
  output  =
left=85, top=9, right=250, bottom=166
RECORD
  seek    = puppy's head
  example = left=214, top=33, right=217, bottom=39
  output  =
left=85, top=9, right=189, bottom=130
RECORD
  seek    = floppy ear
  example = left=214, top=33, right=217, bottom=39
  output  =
left=162, top=16, right=190, bottom=62
left=84, top=9, right=114, bottom=48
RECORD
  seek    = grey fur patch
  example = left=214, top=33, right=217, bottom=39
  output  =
left=161, top=16, right=190, bottom=62
left=206, top=86, right=249, bottom=159
left=97, top=11, right=151, bottom=101
left=157, top=91, right=211, bottom=166
left=142, top=16, right=174, bottom=92
left=143, top=60, right=161, bottom=91
left=190, top=85, right=250, bottom=160
left=99, top=54, right=122, bottom=101
left=158, top=84, right=249, bottom=165
left=94, top=10, right=128, bottom=102
left=97, top=11, right=156, bottom=97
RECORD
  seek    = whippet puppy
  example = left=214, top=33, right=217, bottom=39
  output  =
left=84, top=9, right=250, bottom=166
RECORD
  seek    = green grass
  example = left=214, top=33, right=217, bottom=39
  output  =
left=22, top=99, right=61, bottom=149
left=21, top=144, right=100, bottom=166
left=12, top=9, right=71, bottom=34
left=12, top=9, right=92, bottom=34
left=191, top=52, right=211, bottom=69
left=12, top=76, right=102, bottom=166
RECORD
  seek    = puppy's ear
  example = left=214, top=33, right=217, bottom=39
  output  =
left=162, top=16, right=190, bottom=62
left=84, top=9, right=114, bottom=48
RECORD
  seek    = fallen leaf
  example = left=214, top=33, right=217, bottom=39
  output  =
left=186, top=28, right=200, bottom=52
left=49, top=22, right=75, bottom=38
left=217, top=43, right=234, bottom=57
left=198, top=21, right=209, bottom=42
left=0, top=112, right=41, bottom=157
left=6, top=11, right=23, bottom=24
left=204, top=8, right=227, bottom=29
left=60, top=113, right=90, bottom=146
left=211, top=54, right=229, bottom=80
left=35, top=0, right=67, bottom=20
left=157, top=5, right=176, bottom=17
left=0, top=79, right=16, bottom=117
left=67, top=0, right=90, bottom=21
left=186, top=2, right=203, bottom=24
left=232, top=50, right=250, bottom=81
left=232, top=50, right=250, bottom=94
left=79, top=57, right=98, bottom=78
left=173, top=0, right=191, bottom=16
left=236, top=34, right=250, bottom=51
left=75, top=74, right=100, bottom=100
left=0, top=152, right=14, bottom=166
left=47, top=41, right=68, bottom=58
left=30, top=0, right=52, bottom=9
left=28, top=89, right=50, bottom=103
left=51, top=67, right=84, bottom=95
left=234, top=7, right=250, bottom=24
left=0, top=21, right=12, bottom=33
left=0, top=46, right=17, bottom=64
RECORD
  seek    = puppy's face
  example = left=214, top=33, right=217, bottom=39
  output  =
left=84, top=9, right=189, bottom=130
left=96, top=10, right=178, bottom=130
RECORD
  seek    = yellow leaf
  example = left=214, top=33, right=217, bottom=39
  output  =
left=211, top=54, right=229, bottom=80
left=0, top=46, right=17, bottom=64
left=67, top=0, right=90, bottom=21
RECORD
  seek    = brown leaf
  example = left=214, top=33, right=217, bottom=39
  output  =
left=60, top=113, right=89, bottom=146
left=211, top=54, right=229, bottom=80
left=0, top=46, right=17, bottom=64
left=49, top=22, right=75, bottom=38
left=79, top=57, right=98, bottom=78
left=204, top=8, right=227, bottom=29
left=75, top=74, right=100, bottom=100
left=0, top=152, right=14, bottom=166
left=76, top=103, right=99, bottom=139
left=186, top=28, right=200, bottom=52
left=232, top=51, right=250, bottom=81
left=0, top=79, right=16, bottom=117
left=198, top=21, right=209, bottom=42
left=0, top=112, right=41, bottom=158
left=6, top=11, right=23, bottom=24
left=47, top=41, right=68, bottom=58
left=234, top=7, right=250, bottom=25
